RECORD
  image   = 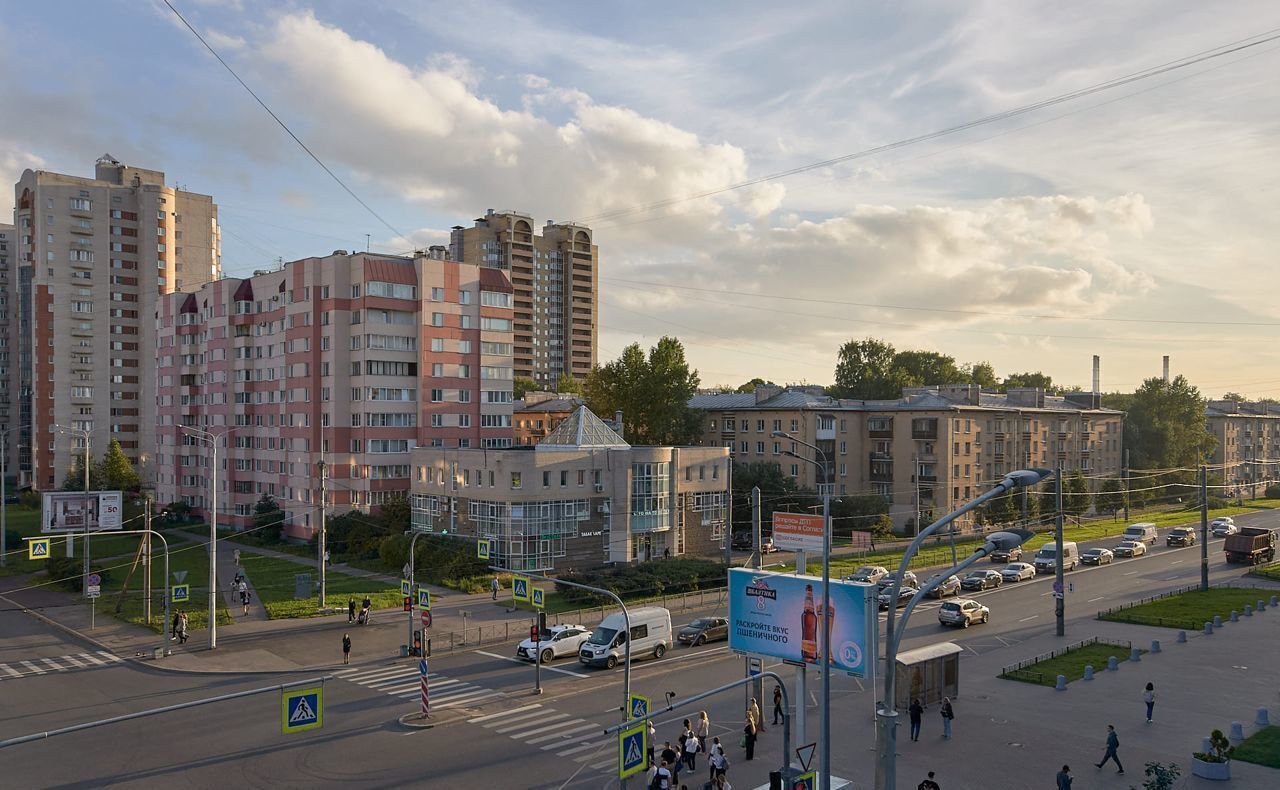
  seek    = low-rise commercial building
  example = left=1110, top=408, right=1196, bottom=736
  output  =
left=513, top=392, right=583, bottom=445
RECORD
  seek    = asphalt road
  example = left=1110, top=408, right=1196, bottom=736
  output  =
left=2, top=509, right=1274, bottom=788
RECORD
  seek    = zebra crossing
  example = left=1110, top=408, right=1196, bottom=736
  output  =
left=0, top=650, right=123, bottom=679
left=334, top=663, right=506, bottom=710
left=467, top=704, right=618, bottom=773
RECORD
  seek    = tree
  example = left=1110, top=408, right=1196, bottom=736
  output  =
left=1221, top=392, right=1245, bottom=402
left=830, top=338, right=907, bottom=399
left=98, top=438, right=140, bottom=492
left=254, top=494, right=283, bottom=543
left=735, top=377, right=771, bottom=394
left=512, top=377, right=539, bottom=400
left=964, top=361, right=998, bottom=389
left=829, top=494, right=891, bottom=540
left=1002, top=371, right=1056, bottom=392
left=378, top=494, right=411, bottom=533
left=893, top=350, right=963, bottom=388
left=1062, top=470, right=1090, bottom=518
left=583, top=337, right=702, bottom=445
left=730, top=461, right=814, bottom=536
left=1125, top=375, right=1216, bottom=470
left=555, top=373, right=581, bottom=394
left=1094, top=477, right=1125, bottom=518
left=61, top=451, right=102, bottom=492
left=979, top=490, right=1018, bottom=525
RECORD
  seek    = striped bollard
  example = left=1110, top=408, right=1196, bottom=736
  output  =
left=419, top=657, right=430, bottom=716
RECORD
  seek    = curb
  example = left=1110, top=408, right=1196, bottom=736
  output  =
left=0, top=590, right=125, bottom=657
left=397, top=708, right=469, bottom=729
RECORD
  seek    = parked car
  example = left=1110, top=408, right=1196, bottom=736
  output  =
left=846, top=566, right=890, bottom=584
left=731, top=533, right=753, bottom=550
left=925, top=574, right=962, bottom=598
left=760, top=536, right=778, bottom=553
left=517, top=624, right=593, bottom=663
left=676, top=617, right=729, bottom=646
left=1080, top=547, right=1114, bottom=565
left=1166, top=527, right=1197, bottom=547
left=876, top=570, right=919, bottom=591
left=878, top=587, right=918, bottom=610
left=1114, top=540, right=1147, bottom=558
left=989, top=545, right=1023, bottom=563
left=938, top=598, right=989, bottom=628
left=960, top=569, right=1003, bottom=591
left=1000, top=562, right=1036, bottom=582
left=1211, top=517, right=1239, bottom=537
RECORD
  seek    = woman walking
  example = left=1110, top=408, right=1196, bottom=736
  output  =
left=940, top=697, right=954, bottom=739
left=749, top=698, right=764, bottom=732
left=1143, top=683, right=1155, bottom=723
left=697, top=711, right=710, bottom=754
left=909, top=698, right=924, bottom=742
left=342, top=633, right=352, bottom=665
left=743, top=715, right=757, bottom=761
left=177, top=611, right=189, bottom=644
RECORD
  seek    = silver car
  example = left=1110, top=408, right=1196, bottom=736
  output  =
left=846, top=565, right=890, bottom=584
left=938, top=598, right=989, bottom=628
left=1211, top=517, right=1238, bottom=537
left=925, top=574, right=962, bottom=598
left=1000, top=562, right=1036, bottom=582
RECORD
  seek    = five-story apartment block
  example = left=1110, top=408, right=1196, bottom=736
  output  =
left=1206, top=399, right=1280, bottom=494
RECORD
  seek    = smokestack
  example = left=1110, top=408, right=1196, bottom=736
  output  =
left=1092, top=355, right=1100, bottom=395
left=1163, top=356, right=1170, bottom=383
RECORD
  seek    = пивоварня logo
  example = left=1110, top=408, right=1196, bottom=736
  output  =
left=746, top=576, right=777, bottom=612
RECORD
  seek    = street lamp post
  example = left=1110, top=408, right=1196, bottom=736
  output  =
left=53, top=425, right=92, bottom=586
left=876, top=468, right=1050, bottom=790
left=182, top=426, right=241, bottom=650
left=774, top=430, right=832, bottom=790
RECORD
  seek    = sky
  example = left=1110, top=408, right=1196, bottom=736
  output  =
left=3, top=1, right=1279, bottom=397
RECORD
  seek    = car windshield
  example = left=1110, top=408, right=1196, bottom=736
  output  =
left=688, top=619, right=711, bottom=628
left=1084, top=549, right=1101, bottom=555
left=941, top=602, right=961, bottom=612
left=965, top=572, right=986, bottom=578
left=855, top=567, right=877, bottom=575
left=587, top=627, right=617, bottom=646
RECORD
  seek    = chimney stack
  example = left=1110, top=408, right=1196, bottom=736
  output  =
left=1163, top=355, right=1170, bottom=383
left=614, top=410, right=624, bottom=440
left=1092, top=355, right=1101, bottom=395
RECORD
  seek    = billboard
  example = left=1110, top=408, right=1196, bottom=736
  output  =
left=772, top=512, right=824, bottom=552
left=42, top=491, right=124, bottom=533
left=728, top=568, right=876, bottom=678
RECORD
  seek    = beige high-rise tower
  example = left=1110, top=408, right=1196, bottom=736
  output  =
left=450, top=210, right=597, bottom=387
left=9, top=155, right=221, bottom=489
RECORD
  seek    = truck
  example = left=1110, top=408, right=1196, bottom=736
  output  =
left=1223, top=527, right=1277, bottom=565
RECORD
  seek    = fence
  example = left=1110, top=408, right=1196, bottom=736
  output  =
left=1096, top=580, right=1257, bottom=630
left=999, top=636, right=1132, bottom=685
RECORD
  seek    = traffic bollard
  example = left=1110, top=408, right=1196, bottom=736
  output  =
left=1212, top=614, right=1223, bottom=628
left=1107, top=656, right=1118, bottom=671
left=1230, top=721, right=1244, bottom=744
left=1055, top=674, right=1066, bottom=691
left=1177, top=630, right=1187, bottom=643
left=1150, top=640, right=1161, bottom=654
left=1245, top=605, right=1253, bottom=616
left=1204, top=622, right=1214, bottom=635
left=1257, top=708, right=1271, bottom=727
left=1230, top=611, right=1239, bottom=623
left=1272, top=595, right=1278, bottom=607
left=1083, top=665, right=1094, bottom=681
left=1259, top=600, right=1267, bottom=611
left=1129, top=647, right=1141, bottom=662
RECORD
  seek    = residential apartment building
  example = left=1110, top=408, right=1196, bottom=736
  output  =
left=1206, top=399, right=1280, bottom=494
left=691, top=384, right=1124, bottom=533
left=9, top=155, right=221, bottom=489
left=410, top=406, right=729, bottom=573
left=152, top=250, right=515, bottom=536
left=449, top=210, right=597, bottom=387
left=0, top=223, right=13, bottom=448
left=513, top=392, right=583, bottom=445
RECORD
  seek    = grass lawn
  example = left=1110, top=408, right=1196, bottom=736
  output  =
left=1099, top=587, right=1271, bottom=630
left=1234, top=725, right=1280, bottom=769
left=238, top=553, right=400, bottom=619
left=1250, top=563, right=1280, bottom=582
left=90, top=538, right=233, bottom=632
left=1001, top=641, right=1138, bottom=686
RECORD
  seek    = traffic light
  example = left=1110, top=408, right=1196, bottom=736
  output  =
left=530, top=625, right=539, bottom=642
left=403, top=596, right=412, bottom=612
left=538, top=611, right=547, bottom=637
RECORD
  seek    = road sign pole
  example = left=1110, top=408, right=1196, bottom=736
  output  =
left=419, top=657, right=429, bottom=716
left=532, top=620, right=542, bottom=696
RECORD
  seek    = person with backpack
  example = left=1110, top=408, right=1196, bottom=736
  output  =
left=917, top=770, right=940, bottom=790
left=909, top=698, right=924, bottom=741
left=708, top=736, right=728, bottom=781
left=1094, top=724, right=1124, bottom=774
left=939, top=697, right=954, bottom=739
left=651, top=758, right=673, bottom=790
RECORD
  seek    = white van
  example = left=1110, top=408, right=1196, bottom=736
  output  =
left=1033, top=541, right=1079, bottom=573
left=578, top=606, right=672, bottom=669
left=1122, top=522, right=1159, bottom=545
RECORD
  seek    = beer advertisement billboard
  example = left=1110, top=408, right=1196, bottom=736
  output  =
left=728, top=568, right=876, bottom=678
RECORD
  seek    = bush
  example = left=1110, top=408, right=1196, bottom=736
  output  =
left=557, top=558, right=728, bottom=606
left=1266, top=484, right=1280, bottom=499
left=19, top=490, right=40, bottom=510
left=377, top=533, right=490, bottom=589
left=45, top=557, right=111, bottom=592
left=327, top=511, right=393, bottom=561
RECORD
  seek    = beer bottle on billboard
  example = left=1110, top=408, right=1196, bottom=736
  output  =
left=820, top=597, right=838, bottom=664
left=801, top=584, right=818, bottom=663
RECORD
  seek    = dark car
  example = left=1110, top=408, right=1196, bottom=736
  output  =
left=878, top=587, right=918, bottom=610
left=731, top=533, right=753, bottom=550
left=925, top=574, right=962, bottom=598
left=960, top=570, right=1003, bottom=591
left=676, top=617, right=729, bottom=646
left=989, top=545, right=1023, bottom=563
left=1080, top=547, right=1114, bottom=565
left=1166, top=527, right=1197, bottom=547
left=876, top=570, right=919, bottom=592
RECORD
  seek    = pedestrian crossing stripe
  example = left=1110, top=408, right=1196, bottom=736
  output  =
left=333, top=665, right=506, bottom=710
left=282, top=687, right=322, bottom=733
left=27, top=537, right=51, bottom=559
left=0, top=651, right=122, bottom=679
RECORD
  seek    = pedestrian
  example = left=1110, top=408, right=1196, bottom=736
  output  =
left=1143, top=682, right=1155, bottom=723
left=491, top=576, right=500, bottom=600
left=697, top=711, right=710, bottom=754
left=713, top=776, right=732, bottom=790
left=1056, top=764, right=1073, bottom=789
left=233, top=548, right=241, bottom=567
left=749, top=697, right=764, bottom=732
left=909, top=698, right=924, bottom=742
left=177, top=611, right=188, bottom=644
left=348, top=597, right=356, bottom=624
left=709, top=736, right=727, bottom=781
left=661, top=741, right=680, bottom=785
left=170, top=610, right=180, bottom=641
left=772, top=685, right=784, bottom=725
left=917, top=770, right=940, bottom=790
left=1095, top=724, right=1124, bottom=774
left=653, top=759, right=673, bottom=790
left=742, top=715, right=757, bottom=761
left=342, top=632, right=351, bottom=665
left=241, top=587, right=251, bottom=616
left=682, top=727, right=699, bottom=771
left=939, top=697, right=954, bottom=739
left=645, top=720, right=656, bottom=767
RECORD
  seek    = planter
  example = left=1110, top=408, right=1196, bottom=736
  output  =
left=1191, top=757, right=1231, bottom=781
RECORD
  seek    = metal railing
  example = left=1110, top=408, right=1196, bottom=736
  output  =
left=999, top=636, right=1132, bottom=684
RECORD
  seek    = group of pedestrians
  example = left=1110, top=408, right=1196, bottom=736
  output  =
left=906, top=696, right=955, bottom=742
left=231, top=571, right=251, bottom=616
left=168, top=610, right=189, bottom=644
left=645, top=711, right=730, bottom=790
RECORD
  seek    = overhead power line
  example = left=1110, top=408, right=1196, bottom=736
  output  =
left=161, top=0, right=406, bottom=241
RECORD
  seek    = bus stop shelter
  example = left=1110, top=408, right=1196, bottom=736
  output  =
left=893, top=641, right=961, bottom=709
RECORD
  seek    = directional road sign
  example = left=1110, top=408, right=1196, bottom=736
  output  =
left=512, top=576, right=529, bottom=603
left=401, top=578, right=412, bottom=597
left=282, top=687, right=322, bottom=734
left=531, top=587, right=545, bottom=610
left=618, top=721, right=647, bottom=780
left=171, top=584, right=190, bottom=603
left=629, top=693, right=649, bottom=720
left=27, top=537, right=51, bottom=559
left=418, top=588, right=431, bottom=610
left=477, top=539, right=490, bottom=560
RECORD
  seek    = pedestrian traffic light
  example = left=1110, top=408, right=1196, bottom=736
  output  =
left=538, top=611, right=547, bottom=637
left=530, top=625, right=539, bottom=643
left=403, top=596, right=412, bottom=612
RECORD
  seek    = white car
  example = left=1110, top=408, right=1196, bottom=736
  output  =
left=1210, top=517, right=1238, bottom=537
left=1000, top=562, right=1036, bottom=582
left=1114, top=540, right=1147, bottom=558
left=516, top=624, right=592, bottom=663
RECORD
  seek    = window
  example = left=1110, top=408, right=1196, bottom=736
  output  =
left=459, top=315, right=472, bottom=329
left=431, top=287, right=444, bottom=301
left=351, top=284, right=361, bottom=298
left=481, top=366, right=512, bottom=380
left=481, top=291, right=512, bottom=308
left=480, top=317, right=511, bottom=331
left=431, top=313, right=444, bottom=327
left=458, top=290, right=471, bottom=305
left=431, top=388, right=443, bottom=402
left=511, top=472, right=522, bottom=489
left=367, top=281, right=416, bottom=299
left=431, top=338, right=444, bottom=352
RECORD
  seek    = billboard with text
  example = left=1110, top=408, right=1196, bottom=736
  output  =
left=42, top=491, right=123, bottom=533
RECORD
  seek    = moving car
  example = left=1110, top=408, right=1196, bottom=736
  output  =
left=938, top=598, right=989, bottom=628
left=877, top=587, right=918, bottom=610
left=925, top=574, right=962, bottom=598
left=1033, top=541, right=1080, bottom=573
left=1166, top=527, right=1197, bottom=547
left=579, top=607, right=673, bottom=668
left=1122, top=523, right=1159, bottom=545
left=1211, top=517, right=1239, bottom=537
left=1080, top=547, right=1114, bottom=565
left=846, top=566, right=890, bottom=584
left=876, top=570, right=919, bottom=591
left=960, top=569, right=1003, bottom=591
left=516, top=624, right=593, bottom=663
left=676, top=617, right=729, bottom=646
left=989, top=545, right=1023, bottom=563
left=1000, top=562, right=1036, bottom=582
left=1114, top=540, right=1147, bottom=558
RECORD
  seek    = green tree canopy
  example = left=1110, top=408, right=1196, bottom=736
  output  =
left=254, top=494, right=283, bottom=543
left=583, top=337, right=702, bottom=445
left=736, top=377, right=772, bottom=394
left=1125, top=375, right=1216, bottom=469
left=99, top=438, right=140, bottom=492
left=1094, top=477, right=1125, bottom=517
left=513, top=377, right=539, bottom=400
left=1002, top=371, right=1057, bottom=393
left=829, top=494, right=891, bottom=540
left=893, top=350, right=963, bottom=388
left=730, top=461, right=814, bottom=535
left=830, top=338, right=909, bottom=399
left=378, top=494, right=411, bottom=533
left=1062, top=470, right=1090, bottom=518
left=61, top=451, right=103, bottom=492
left=1221, top=392, right=1245, bottom=402
left=555, top=373, right=582, bottom=394
left=964, top=361, right=999, bottom=389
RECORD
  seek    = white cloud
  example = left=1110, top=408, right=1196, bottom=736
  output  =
left=0, top=142, right=44, bottom=216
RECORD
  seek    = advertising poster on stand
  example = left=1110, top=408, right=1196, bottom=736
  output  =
left=728, top=568, right=876, bottom=678
left=41, top=491, right=124, bottom=533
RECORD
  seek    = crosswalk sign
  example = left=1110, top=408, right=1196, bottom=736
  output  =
left=401, top=578, right=412, bottom=597
left=477, top=539, right=490, bottom=560
left=618, top=721, right=647, bottom=779
left=417, top=588, right=431, bottom=610
left=282, top=687, right=322, bottom=734
left=512, top=576, right=529, bottom=603
left=27, top=537, right=51, bottom=560
left=531, top=587, right=544, bottom=610
left=171, top=584, right=190, bottom=603
left=629, top=693, right=649, bottom=719
left=791, top=771, right=816, bottom=790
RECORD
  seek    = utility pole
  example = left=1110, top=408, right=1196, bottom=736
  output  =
left=144, top=499, right=152, bottom=624
left=317, top=460, right=328, bottom=608
left=1200, top=465, right=1209, bottom=591
left=1055, top=466, right=1065, bottom=636
left=913, top=453, right=920, bottom=536
left=1123, top=449, right=1130, bottom=522
left=724, top=460, right=733, bottom=567
left=794, top=542, right=808, bottom=753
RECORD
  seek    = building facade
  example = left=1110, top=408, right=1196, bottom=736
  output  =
left=691, top=384, right=1124, bottom=532
left=410, top=407, right=729, bottom=573
left=1206, top=399, right=1280, bottom=494
left=449, top=210, right=597, bottom=387
left=9, top=155, right=221, bottom=488
left=151, top=250, right=515, bottom=535
left=513, top=392, right=583, bottom=445
left=0, top=223, right=13, bottom=450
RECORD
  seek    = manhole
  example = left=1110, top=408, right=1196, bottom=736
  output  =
left=1007, top=742, right=1023, bottom=748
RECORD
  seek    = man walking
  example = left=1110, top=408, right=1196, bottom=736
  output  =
left=1095, top=724, right=1124, bottom=774
left=348, top=596, right=356, bottom=624
left=1056, top=765, right=1073, bottom=789
left=909, top=698, right=924, bottom=741
left=772, top=685, right=784, bottom=725
left=342, top=633, right=352, bottom=665
left=170, top=610, right=180, bottom=641
left=491, top=576, right=500, bottom=600
left=917, top=770, right=940, bottom=790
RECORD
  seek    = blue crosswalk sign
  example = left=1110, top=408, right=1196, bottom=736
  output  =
left=282, top=687, right=322, bottom=733
left=512, top=576, right=529, bottom=603
left=27, top=537, right=51, bottom=559
left=618, top=722, right=647, bottom=779
left=171, top=584, right=190, bottom=603
left=629, top=694, right=649, bottom=719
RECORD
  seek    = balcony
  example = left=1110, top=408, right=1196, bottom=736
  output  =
left=911, top=428, right=937, bottom=440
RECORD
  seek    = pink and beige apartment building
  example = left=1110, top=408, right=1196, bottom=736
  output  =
left=152, top=250, right=515, bottom=536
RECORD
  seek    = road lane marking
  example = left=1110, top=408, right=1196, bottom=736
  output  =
left=475, top=650, right=589, bottom=678
left=469, top=704, right=541, bottom=724
left=540, top=723, right=605, bottom=749
left=0, top=663, right=21, bottom=677
left=39, top=658, right=63, bottom=671
left=78, top=652, right=107, bottom=665
left=1170, top=560, right=1183, bottom=565
left=18, top=660, right=46, bottom=674
left=478, top=708, right=546, bottom=728
left=1088, top=597, right=1105, bottom=603
left=434, top=689, right=505, bottom=708
left=525, top=721, right=601, bottom=744
left=1123, top=571, right=1139, bottom=576
left=1018, top=615, right=1039, bottom=622
left=494, top=712, right=571, bottom=734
